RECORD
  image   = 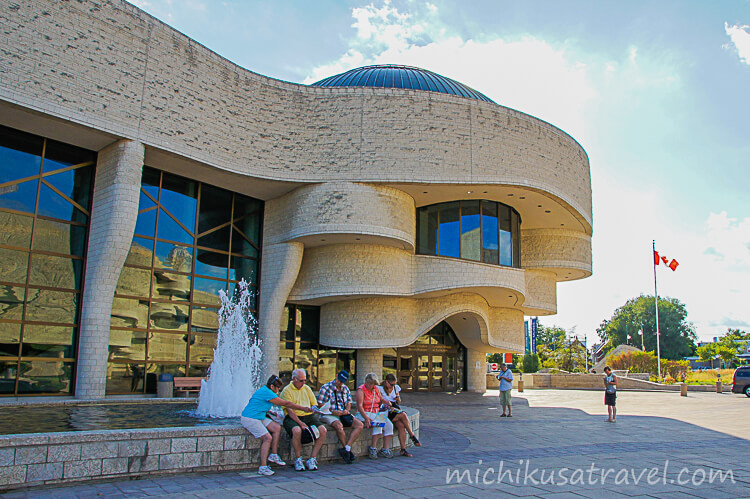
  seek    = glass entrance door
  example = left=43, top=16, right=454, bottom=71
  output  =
left=388, top=321, right=466, bottom=392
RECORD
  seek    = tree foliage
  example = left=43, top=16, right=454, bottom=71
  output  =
left=608, top=350, right=688, bottom=379
left=522, top=354, right=540, bottom=373
left=597, top=295, right=697, bottom=360
left=695, top=328, right=748, bottom=367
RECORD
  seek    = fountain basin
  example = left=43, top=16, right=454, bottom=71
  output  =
left=0, top=403, right=419, bottom=490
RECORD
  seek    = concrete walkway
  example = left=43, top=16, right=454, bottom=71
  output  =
left=5, top=390, right=750, bottom=498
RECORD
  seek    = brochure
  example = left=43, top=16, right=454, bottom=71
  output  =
left=370, top=410, right=388, bottom=428
left=312, top=401, right=332, bottom=415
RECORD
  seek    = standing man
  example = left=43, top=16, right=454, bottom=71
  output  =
left=280, top=369, right=328, bottom=471
left=317, top=370, right=363, bottom=463
left=496, top=363, right=514, bottom=417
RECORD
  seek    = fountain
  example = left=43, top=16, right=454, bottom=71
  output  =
left=0, top=279, right=419, bottom=491
left=196, top=279, right=263, bottom=418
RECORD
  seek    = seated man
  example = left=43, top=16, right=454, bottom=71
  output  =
left=280, top=368, right=328, bottom=471
left=317, top=370, right=363, bottom=464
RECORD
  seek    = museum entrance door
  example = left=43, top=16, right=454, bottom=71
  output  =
left=383, top=321, right=466, bottom=392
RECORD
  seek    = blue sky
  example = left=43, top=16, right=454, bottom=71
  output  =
left=132, top=0, right=750, bottom=343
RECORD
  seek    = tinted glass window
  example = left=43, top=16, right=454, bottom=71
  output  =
left=0, top=125, right=94, bottom=396
left=416, top=199, right=520, bottom=268
left=438, top=202, right=460, bottom=258
left=108, top=168, right=263, bottom=395
left=460, top=201, right=480, bottom=261
left=417, top=205, right=438, bottom=256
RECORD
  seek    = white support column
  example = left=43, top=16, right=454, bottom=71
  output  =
left=75, top=139, right=144, bottom=399
left=466, top=348, right=488, bottom=393
left=356, top=349, right=384, bottom=385
left=257, top=241, right=304, bottom=382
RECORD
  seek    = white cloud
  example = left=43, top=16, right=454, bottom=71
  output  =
left=305, top=1, right=744, bottom=342
left=725, top=22, right=750, bottom=64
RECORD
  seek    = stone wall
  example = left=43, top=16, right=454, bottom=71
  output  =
left=0, top=1, right=592, bottom=230
left=0, top=409, right=419, bottom=490
left=526, top=374, right=733, bottom=392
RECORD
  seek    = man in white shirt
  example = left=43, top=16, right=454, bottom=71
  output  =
left=496, top=363, right=513, bottom=417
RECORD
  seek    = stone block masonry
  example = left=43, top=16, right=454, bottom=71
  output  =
left=0, top=409, right=419, bottom=490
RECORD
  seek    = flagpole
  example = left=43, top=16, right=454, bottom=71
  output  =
left=652, top=240, right=662, bottom=383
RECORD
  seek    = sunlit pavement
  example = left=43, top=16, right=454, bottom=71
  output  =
left=6, top=389, right=750, bottom=498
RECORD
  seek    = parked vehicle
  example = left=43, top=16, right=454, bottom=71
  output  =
left=731, top=366, right=750, bottom=397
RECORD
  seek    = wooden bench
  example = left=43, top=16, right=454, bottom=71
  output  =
left=173, top=377, right=205, bottom=397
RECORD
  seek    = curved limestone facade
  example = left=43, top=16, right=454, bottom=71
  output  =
left=0, top=0, right=592, bottom=396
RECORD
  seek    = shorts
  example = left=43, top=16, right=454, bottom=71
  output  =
left=320, top=414, right=355, bottom=427
left=356, top=412, right=394, bottom=436
left=499, top=389, right=512, bottom=406
left=240, top=416, right=271, bottom=438
left=283, top=414, right=323, bottom=443
left=605, top=391, right=617, bottom=406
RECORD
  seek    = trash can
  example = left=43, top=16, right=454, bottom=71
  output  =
left=157, top=373, right=174, bottom=398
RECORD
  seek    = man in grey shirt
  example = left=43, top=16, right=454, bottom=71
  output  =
left=496, top=363, right=514, bottom=417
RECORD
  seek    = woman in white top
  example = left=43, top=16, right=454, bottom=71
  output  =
left=378, top=373, right=421, bottom=456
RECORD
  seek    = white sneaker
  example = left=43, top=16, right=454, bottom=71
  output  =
left=306, top=457, right=318, bottom=471
left=268, top=453, right=286, bottom=466
left=294, top=457, right=305, bottom=471
left=258, top=465, right=274, bottom=476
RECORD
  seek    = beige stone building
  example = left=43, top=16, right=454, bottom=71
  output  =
left=0, top=0, right=591, bottom=398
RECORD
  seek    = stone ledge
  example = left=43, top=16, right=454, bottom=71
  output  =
left=0, top=408, right=419, bottom=491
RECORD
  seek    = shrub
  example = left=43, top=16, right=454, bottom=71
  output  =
left=661, top=360, right=688, bottom=380
left=522, top=354, right=540, bottom=373
left=608, top=350, right=658, bottom=374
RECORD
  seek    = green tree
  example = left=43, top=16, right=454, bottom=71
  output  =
left=542, top=340, right=588, bottom=372
left=597, top=295, right=697, bottom=360
left=716, top=345, right=737, bottom=367
left=696, top=344, right=716, bottom=363
left=535, top=323, right=567, bottom=366
left=522, top=354, right=540, bottom=373
left=486, top=353, right=504, bottom=364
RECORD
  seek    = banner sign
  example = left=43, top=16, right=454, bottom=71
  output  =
left=531, top=317, right=538, bottom=354
left=504, top=353, right=513, bottom=364
left=524, top=320, right=530, bottom=354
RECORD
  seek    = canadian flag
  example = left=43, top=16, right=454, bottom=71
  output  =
left=653, top=250, right=679, bottom=271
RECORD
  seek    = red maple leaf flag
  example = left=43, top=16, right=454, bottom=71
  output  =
left=653, top=249, right=679, bottom=271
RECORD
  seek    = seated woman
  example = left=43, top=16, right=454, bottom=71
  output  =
left=356, top=372, right=394, bottom=459
left=378, top=373, right=421, bottom=457
left=241, top=375, right=312, bottom=476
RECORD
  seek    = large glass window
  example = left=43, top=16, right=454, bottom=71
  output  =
left=417, top=200, right=521, bottom=268
left=0, top=125, right=95, bottom=396
left=279, top=304, right=356, bottom=390
left=107, top=167, right=263, bottom=394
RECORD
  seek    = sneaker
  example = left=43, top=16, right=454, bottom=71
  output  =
left=348, top=450, right=357, bottom=463
left=306, top=457, right=318, bottom=471
left=294, top=457, right=305, bottom=471
left=268, top=453, right=286, bottom=466
left=338, top=447, right=352, bottom=464
left=258, top=465, right=274, bottom=476
left=368, top=446, right=378, bottom=459
left=378, top=448, right=394, bottom=459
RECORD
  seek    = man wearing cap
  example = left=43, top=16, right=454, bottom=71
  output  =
left=317, top=370, right=363, bottom=464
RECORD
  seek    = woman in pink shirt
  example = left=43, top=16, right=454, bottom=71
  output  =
left=356, top=372, right=394, bottom=459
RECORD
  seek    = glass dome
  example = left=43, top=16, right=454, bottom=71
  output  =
left=311, top=64, right=494, bottom=103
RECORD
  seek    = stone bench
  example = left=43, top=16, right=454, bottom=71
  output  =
left=0, top=407, right=419, bottom=490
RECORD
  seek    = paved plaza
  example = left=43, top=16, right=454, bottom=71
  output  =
left=4, top=389, right=749, bottom=498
